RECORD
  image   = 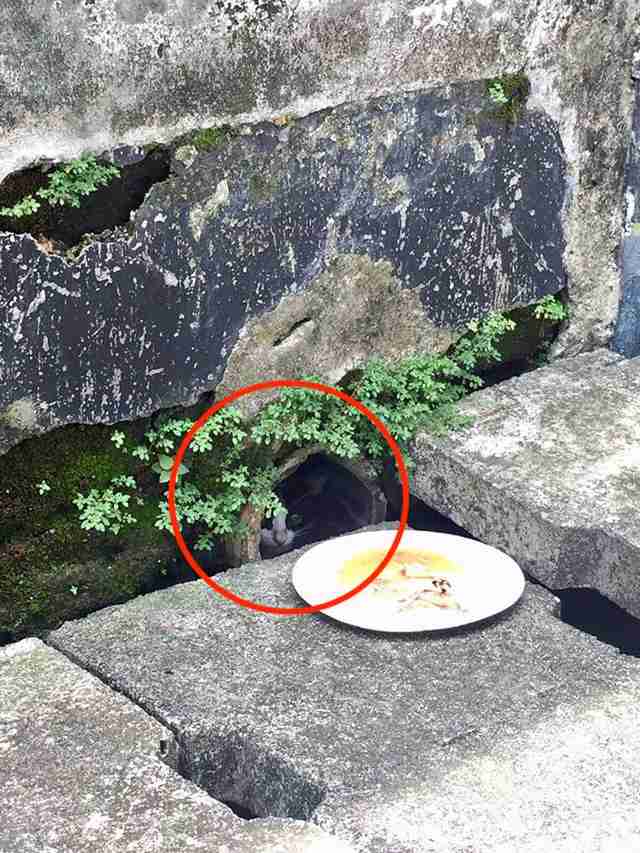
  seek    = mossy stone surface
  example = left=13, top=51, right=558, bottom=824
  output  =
left=0, top=421, right=173, bottom=642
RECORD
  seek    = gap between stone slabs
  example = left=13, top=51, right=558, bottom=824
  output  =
left=0, top=637, right=355, bottom=853
left=410, top=349, right=640, bottom=620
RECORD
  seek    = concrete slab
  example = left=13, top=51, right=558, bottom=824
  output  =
left=0, top=638, right=355, bottom=853
left=48, top=527, right=640, bottom=853
left=410, top=349, right=640, bottom=619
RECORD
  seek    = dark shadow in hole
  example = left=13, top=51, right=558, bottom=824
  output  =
left=221, top=799, right=259, bottom=820
left=475, top=356, right=536, bottom=388
left=0, top=147, right=171, bottom=249
left=553, top=587, right=640, bottom=657
left=385, top=487, right=477, bottom=540
left=272, top=317, right=313, bottom=347
left=172, top=730, right=326, bottom=822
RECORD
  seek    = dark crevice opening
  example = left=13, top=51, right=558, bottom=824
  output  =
left=272, top=317, right=314, bottom=347
left=382, top=462, right=478, bottom=539
left=386, top=492, right=478, bottom=539
left=454, top=289, right=570, bottom=390
left=550, top=587, right=640, bottom=657
left=0, top=146, right=171, bottom=251
left=260, top=452, right=385, bottom=558
left=384, top=488, right=640, bottom=656
left=165, top=730, right=326, bottom=822
left=220, top=799, right=259, bottom=820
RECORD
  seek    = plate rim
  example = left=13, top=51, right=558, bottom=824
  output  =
left=291, top=529, right=526, bottom=633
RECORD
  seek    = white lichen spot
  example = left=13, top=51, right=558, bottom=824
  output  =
left=164, top=271, right=178, bottom=287
left=9, top=306, right=24, bottom=342
left=43, top=282, right=80, bottom=298
left=174, top=145, right=198, bottom=169
left=94, top=267, right=113, bottom=283
left=2, top=398, right=40, bottom=430
left=84, top=813, right=110, bottom=833
left=26, top=290, right=46, bottom=317
left=625, top=189, right=636, bottom=229
left=499, top=215, right=513, bottom=238
left=189, top=179, right=231, bottom=241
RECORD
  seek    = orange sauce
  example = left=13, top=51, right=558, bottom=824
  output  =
left=339, top=547, right=463, bottom=599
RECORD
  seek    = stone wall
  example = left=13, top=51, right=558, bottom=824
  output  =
left=0, top=0, right=638, bottom=449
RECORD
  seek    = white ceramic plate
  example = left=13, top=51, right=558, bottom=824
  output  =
left=292, top=529, right=525, bottom=632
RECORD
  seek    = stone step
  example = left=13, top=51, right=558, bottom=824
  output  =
left=46, top=525, right=640, bottom=853
left=0, top=637, right=355, bottom=853
left=410, top=348, right=640, bottom=619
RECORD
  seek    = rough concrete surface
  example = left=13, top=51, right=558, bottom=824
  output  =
left=48, top=523, right=640, bottom=852
left=1, top=0, right=638, bottom=448
left=0, top=637, right=355, bottom=853
left=0, top=80, right=566, bottom=449
left=410, top=348, right=640, bottom=619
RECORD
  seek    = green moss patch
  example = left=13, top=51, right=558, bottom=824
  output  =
left=484, top=72, right=531, bottom=126
left=248, top=170, right=280, bottom=203
left=0, top=538, right=174, bottom=641
left=190, top=125, right=236, bottom=152
left=0, top=421, right=173, bottom=642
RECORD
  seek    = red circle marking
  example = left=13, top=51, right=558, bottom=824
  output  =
left=167, top=379, right=409, bottom=615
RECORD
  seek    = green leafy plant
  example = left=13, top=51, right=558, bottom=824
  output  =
left=73, top=474, right=137, bottom=535
left=3, top=196, right=41, bottom=218
left=488, top=82, right=509, bottom=105
left=152, top=454, right=189, bottom=484
left=75, top=310, right=515, bottom=551
left=533, top=294, right=569, bottom=322
left=0, top=155, right=121, bottom=218
left=111, top=431, right=126, bottom=449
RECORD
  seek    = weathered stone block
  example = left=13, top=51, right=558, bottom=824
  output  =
left=0, top=83, right=566, bottom=449
left=0, top=637, right=354, bottom=852
left=410, top=348, right=640, bottom=618
left=47, top=522, right=640, bottom=852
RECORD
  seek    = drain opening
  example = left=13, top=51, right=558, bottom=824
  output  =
left=553, top=587, right=640, bottom=657
left=260, top=452, right=387, bottom=558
